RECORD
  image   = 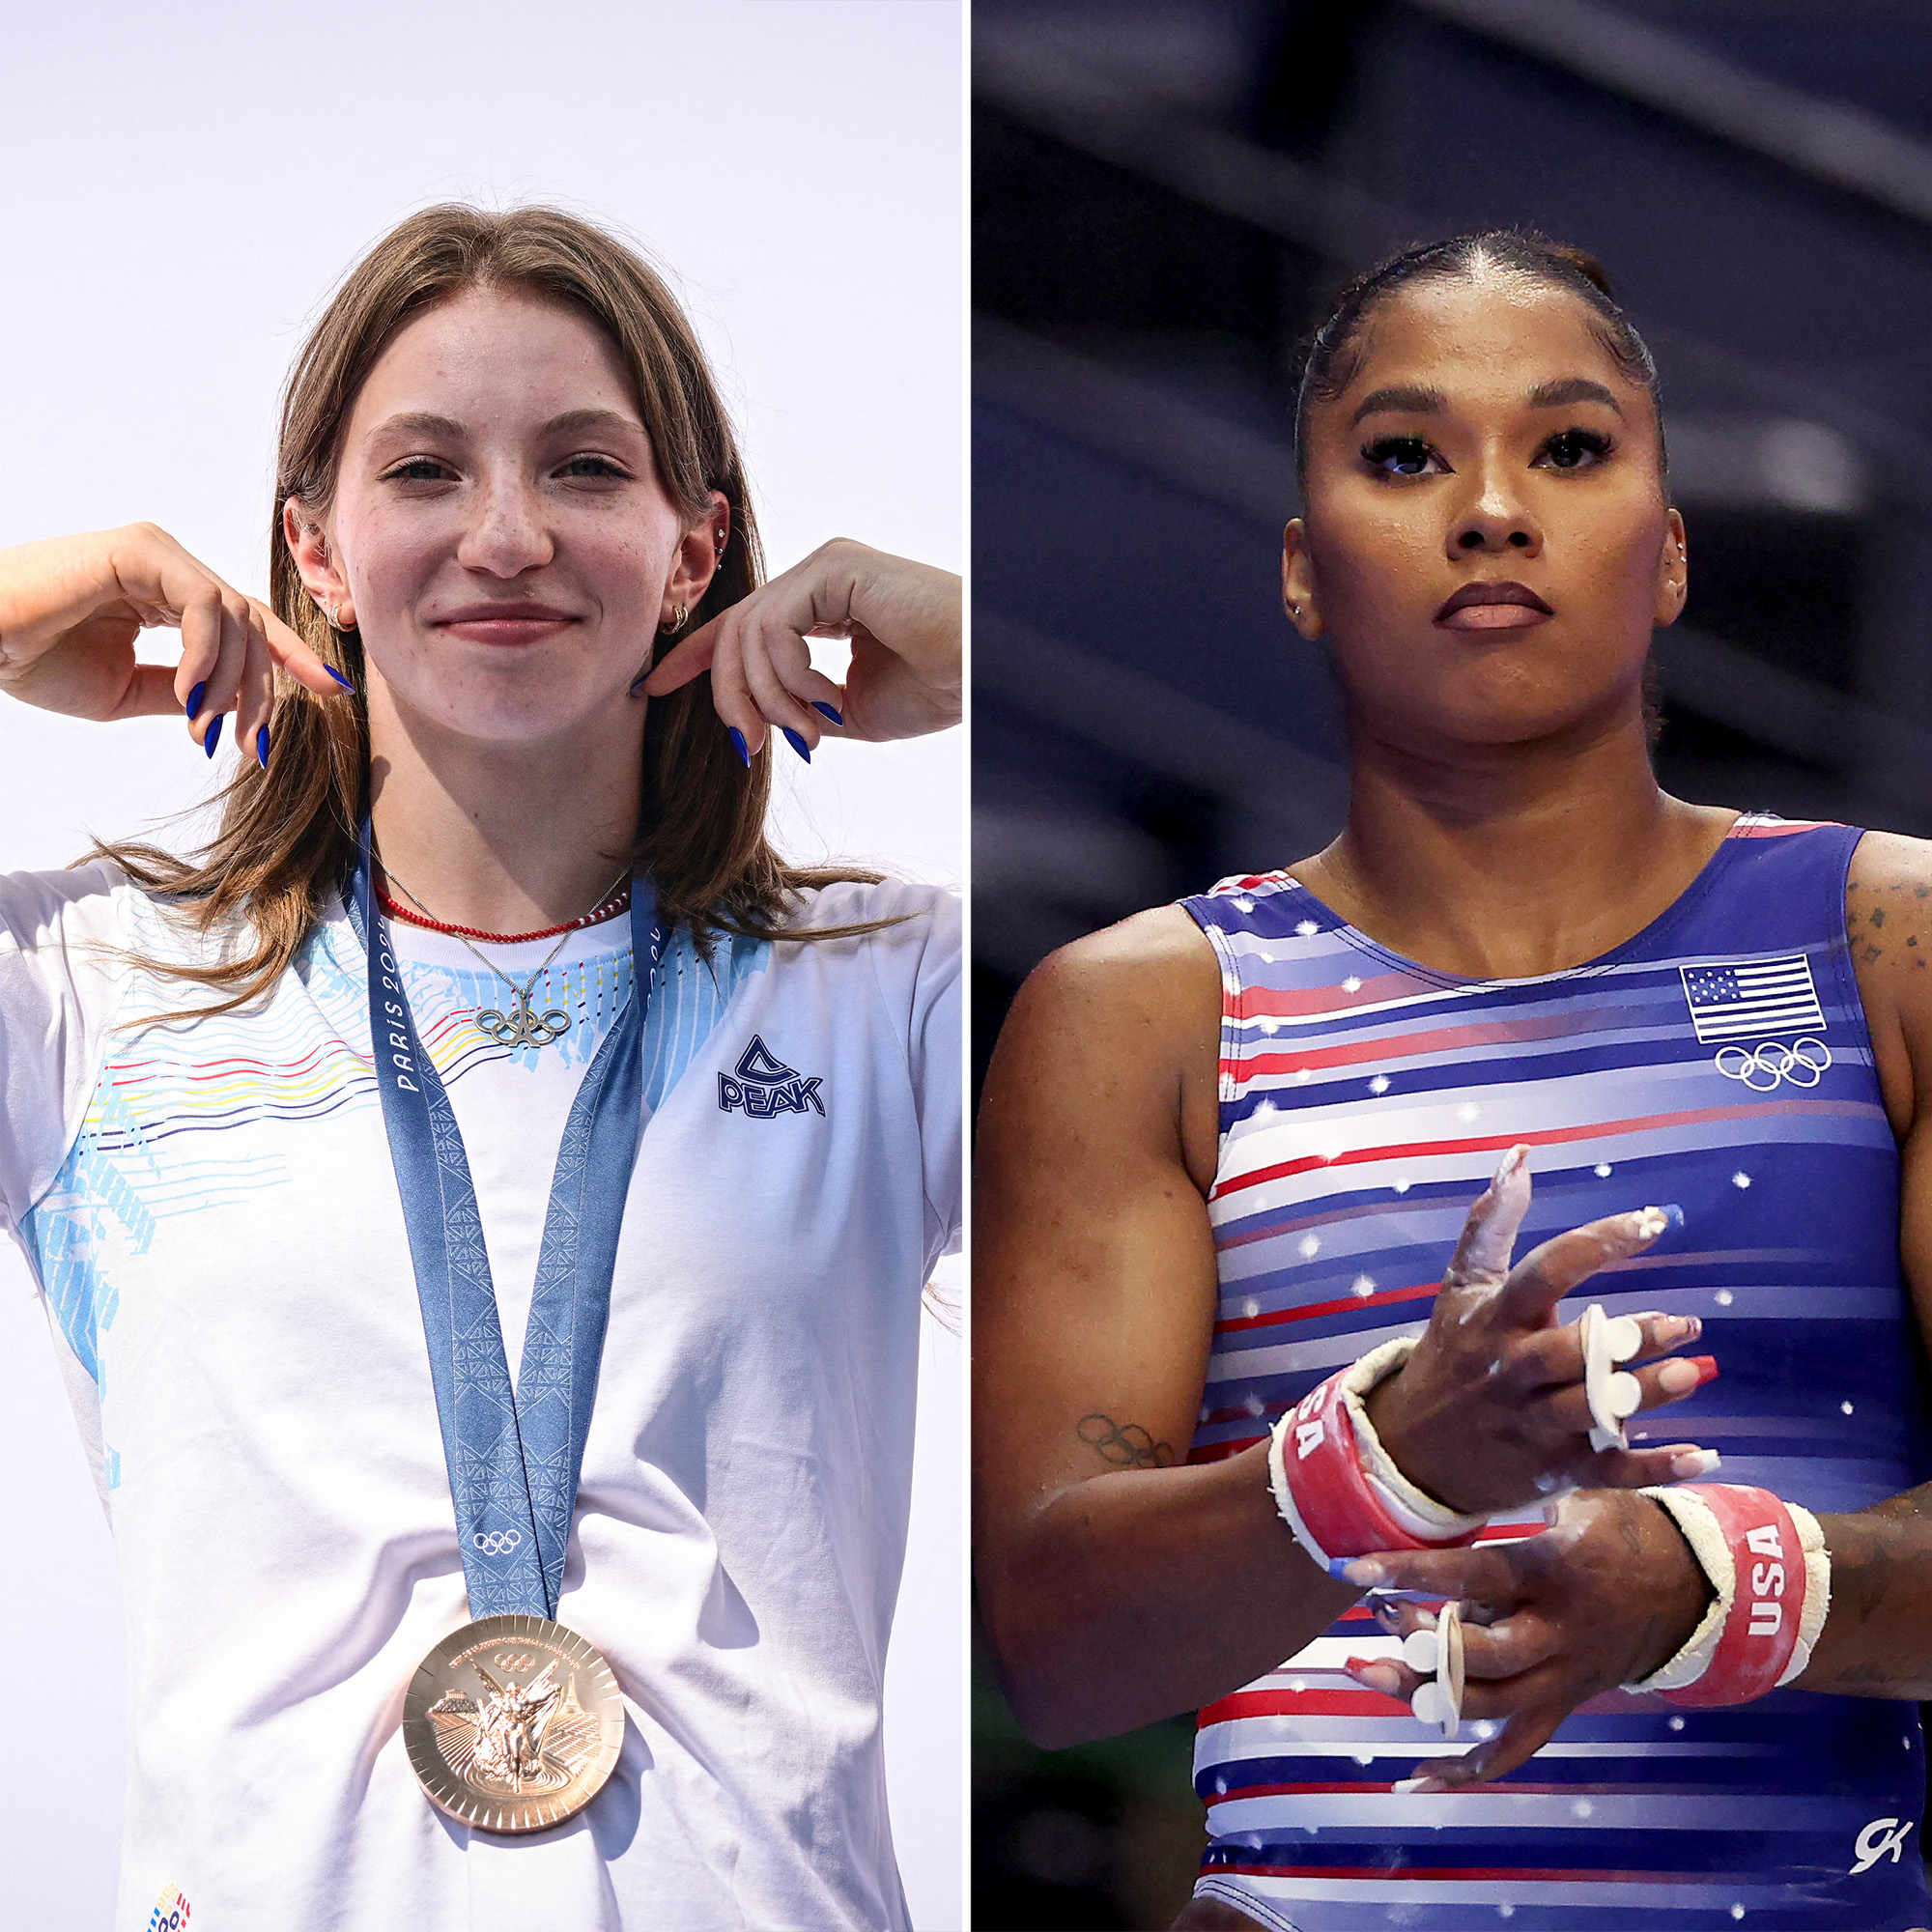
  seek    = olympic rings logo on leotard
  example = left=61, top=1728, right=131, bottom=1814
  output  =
left=1714, top=1037, right=1831, bottom=1091
left=471, top=1529, right=525, bottom=1556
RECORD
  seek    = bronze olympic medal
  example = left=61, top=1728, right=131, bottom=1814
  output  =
left=403, top=1613, right=625, bottom=1833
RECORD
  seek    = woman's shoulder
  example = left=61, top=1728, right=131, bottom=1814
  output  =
left=1031, top=902, right=1217, bottom=1003
left=0, top=859, right=250, bottom=988
left=782, top=874, right=959, bottom=952
left=995, top=902, right=1220, bottom=1071
left=0, top=857, right=134, bottom=953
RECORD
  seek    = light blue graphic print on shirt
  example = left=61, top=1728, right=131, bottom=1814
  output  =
left=19, top=910, right=766, bottom=1481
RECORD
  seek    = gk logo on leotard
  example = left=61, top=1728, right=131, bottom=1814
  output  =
left=718, top=1036, right=826, bottom=1119
left=1851, top=1815, right=1914, bottom=1874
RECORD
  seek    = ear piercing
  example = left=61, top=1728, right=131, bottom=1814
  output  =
left=661, top=604, right=689, bottom=634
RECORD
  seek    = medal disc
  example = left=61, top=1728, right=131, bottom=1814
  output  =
left=404, top=1614, right=625, bottom=1833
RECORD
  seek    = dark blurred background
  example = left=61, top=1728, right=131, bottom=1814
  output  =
left=972, top=2, right=1932, bottom=1925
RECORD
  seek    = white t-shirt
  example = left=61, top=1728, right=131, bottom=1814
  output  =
left=0, top=863, right=960, bottom=1932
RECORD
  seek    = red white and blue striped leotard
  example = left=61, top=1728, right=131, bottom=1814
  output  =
left=1180, top=814, right=1930, bottom=1931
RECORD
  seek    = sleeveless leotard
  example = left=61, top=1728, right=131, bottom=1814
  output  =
left=1180, top=815, right=1931, bottom=1931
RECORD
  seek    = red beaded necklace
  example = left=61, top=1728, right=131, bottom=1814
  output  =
left=375, top=882, right=633, bottom=946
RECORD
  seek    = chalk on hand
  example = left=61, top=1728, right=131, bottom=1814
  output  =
left=1402, top=1628, right=1440, bottom=1674
left=1581, top=1302, right=1633, bottom=1451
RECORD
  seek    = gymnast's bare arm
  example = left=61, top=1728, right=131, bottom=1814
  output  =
left=973, top=907, right=1346, bottom=1745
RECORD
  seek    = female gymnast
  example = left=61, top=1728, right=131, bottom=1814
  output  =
left=0, top=204, right=959, bottom=1930
left=976, top=232, right=1930, bottom=1929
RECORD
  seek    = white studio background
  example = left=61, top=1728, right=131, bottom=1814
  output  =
left=0, top=4, right=964, bottom=1927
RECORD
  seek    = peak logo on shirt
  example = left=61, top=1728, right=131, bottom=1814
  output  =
left=718, top=1036, right=825, bottom=1119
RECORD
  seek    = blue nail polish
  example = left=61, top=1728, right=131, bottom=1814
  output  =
left=205, top=715, right=222, bottom=759
left=782, top=727, right=811, bottom=763
left=326, top=667, right=355, bottom=694
left=811, top=701, right=844, bottom=725
left=256, top=725, right=270, bottom=770
left=1661, top=1204, right=1685, bottom=1229
left=728, top=726, right=750, bottom=768
left=185, top=681, right=207, bottom=721
left=630, top=673, right=650, bottom=697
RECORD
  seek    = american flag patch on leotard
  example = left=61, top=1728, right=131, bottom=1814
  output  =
left=1680, top=954, right=1825, bottom=1040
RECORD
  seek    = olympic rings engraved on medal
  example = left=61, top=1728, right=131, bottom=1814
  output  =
left=1714, top=1037, right=1831, bottom=1092
left=476, top=986, right=572, bottom=1050
left=472, top=1529, right=525, bottom=1556
left=494, top=1652, right=538, bottom=1673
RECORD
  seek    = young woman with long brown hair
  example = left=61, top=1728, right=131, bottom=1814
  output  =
left=976, top=232, right=1932, bottom=1929
left=0, top=204, right=959, bottom=1929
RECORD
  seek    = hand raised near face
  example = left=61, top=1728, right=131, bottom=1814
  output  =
left=640, top=539, right=959, bottom=763
left=1365, top=1148, right=1719, bottom=1518
left=1338, top=1490, right=1710, bottom=1788
left=0, top=525, right=350, bottom=763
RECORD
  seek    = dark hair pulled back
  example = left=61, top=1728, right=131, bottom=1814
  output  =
left=1292, top=230, right=1663, bottom=477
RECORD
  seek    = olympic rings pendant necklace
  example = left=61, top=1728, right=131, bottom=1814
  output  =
left=380, top=859, right=633, bottom=1052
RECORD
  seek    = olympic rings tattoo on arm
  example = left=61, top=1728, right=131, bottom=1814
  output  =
left=1076, top=1412, right=1179, bottom=1469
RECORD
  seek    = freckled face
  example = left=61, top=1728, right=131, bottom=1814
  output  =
left=1293, top=272, right=1681, bottom=751
left=324, top=289, right=691, bottom=747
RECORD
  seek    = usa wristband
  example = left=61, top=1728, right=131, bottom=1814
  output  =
left=1624, top=1484, right=1831, bottom=1706
left=1266, top=1339, right=1488, bottom=1568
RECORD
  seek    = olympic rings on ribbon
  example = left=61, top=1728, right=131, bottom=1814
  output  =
left=471, top=1529, right=525, bottom=1556
left=1714, top=1037, right=1831, bottom=1092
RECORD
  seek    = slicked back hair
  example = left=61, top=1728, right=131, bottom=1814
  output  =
left=1292, top=230, right=1664, bottom=482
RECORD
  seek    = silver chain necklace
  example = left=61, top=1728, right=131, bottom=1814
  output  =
left=379, top=860, right=633, bottom=1051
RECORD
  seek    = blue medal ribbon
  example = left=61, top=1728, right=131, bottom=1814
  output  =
left=346, top=822, right=664, bottom=1619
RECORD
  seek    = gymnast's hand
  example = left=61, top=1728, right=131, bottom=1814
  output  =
left=0, top=524, right=349, bottom=755
left=639, top=539, right=959, bottom=759
left=1337, top=1490, right=1709, bottom=1788
left=1364, top=1148, right=1719, bottom=1516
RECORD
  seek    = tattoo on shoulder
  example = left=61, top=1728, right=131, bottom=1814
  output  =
left=1846, top=875, right=1932, bottom=967
left=1077, top=1412, right=1179, bottom=1468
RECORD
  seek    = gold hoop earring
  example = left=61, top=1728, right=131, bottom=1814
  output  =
left=661, top=604, right=688, bottom=635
